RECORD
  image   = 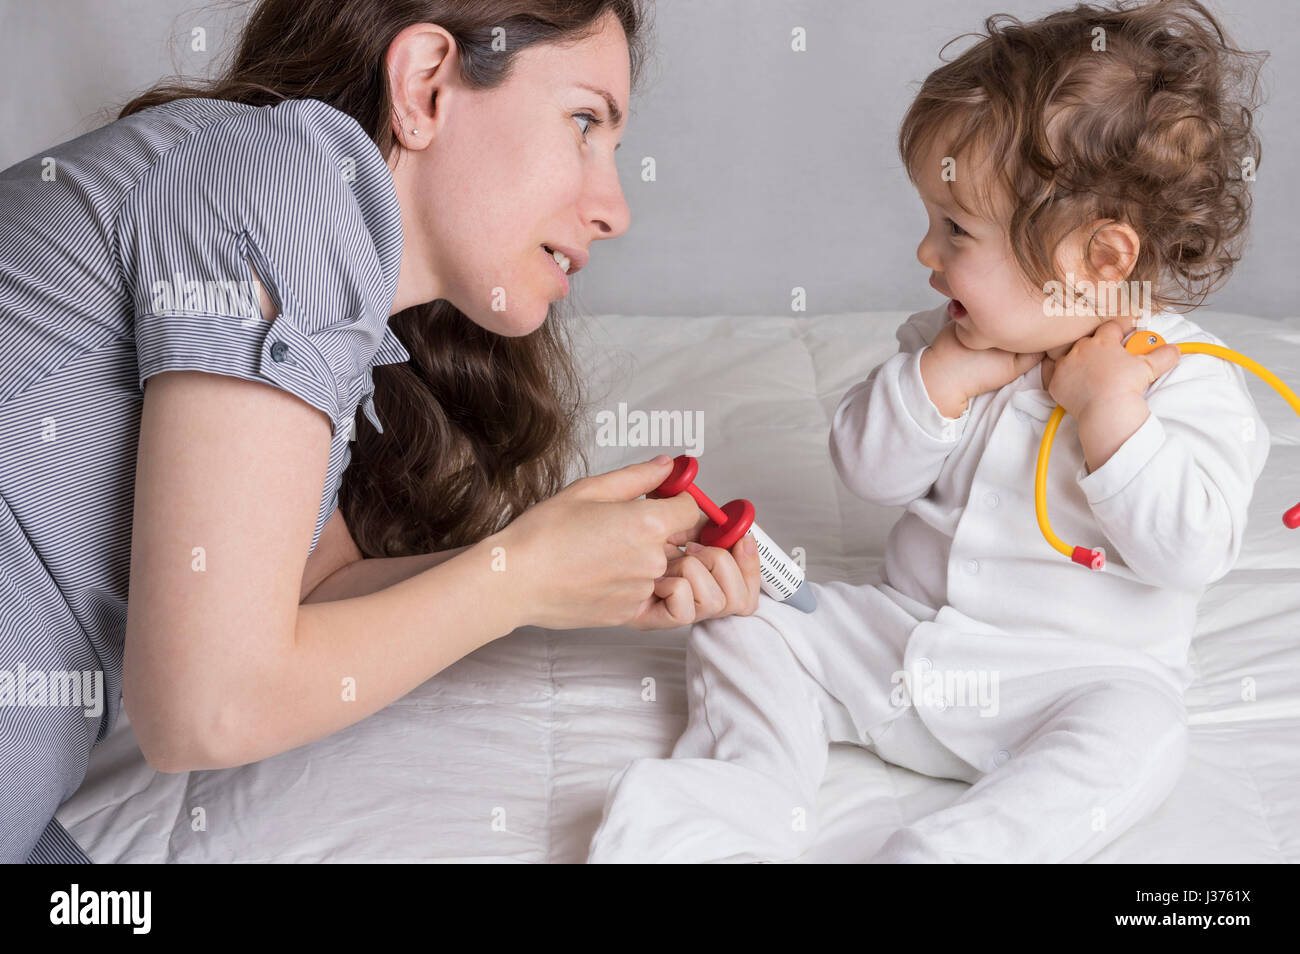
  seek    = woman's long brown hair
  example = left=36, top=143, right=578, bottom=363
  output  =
left=119, top=0, right=651, bottom=557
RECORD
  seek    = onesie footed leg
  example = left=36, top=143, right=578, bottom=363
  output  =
left=587, top=605, right=833, bottom=863
left=869, top=680, right=1188, bottom=863
left=587, top=756, right=819, bottom=863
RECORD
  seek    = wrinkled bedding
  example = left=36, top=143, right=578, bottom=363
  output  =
left=58, top=309, right=1300, bottom=862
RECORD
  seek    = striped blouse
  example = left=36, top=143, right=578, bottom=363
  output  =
left=0, top=96, right=411, bottom=862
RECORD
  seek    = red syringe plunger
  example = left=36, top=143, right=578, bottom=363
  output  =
left=649, top=455, right=756, bottom=550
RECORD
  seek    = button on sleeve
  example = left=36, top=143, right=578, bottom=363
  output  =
left=114, top=99, right=404, bottom=439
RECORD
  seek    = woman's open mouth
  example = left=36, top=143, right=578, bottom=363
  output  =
left=541, top=244, right=571, bottom=296
left=947, top=298, right=968, bottom=320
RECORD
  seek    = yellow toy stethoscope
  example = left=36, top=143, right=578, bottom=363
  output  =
left=1036, top=329, right=1300, bottom=570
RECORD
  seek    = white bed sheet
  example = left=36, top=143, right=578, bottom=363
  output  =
left=58, top=309, right=1300, bottom=862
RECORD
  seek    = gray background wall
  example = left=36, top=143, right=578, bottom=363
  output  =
left=2, top=0, right=1294, bottom=318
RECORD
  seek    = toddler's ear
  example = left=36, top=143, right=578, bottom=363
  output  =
left=1083, top=221, right=1141, bottom=283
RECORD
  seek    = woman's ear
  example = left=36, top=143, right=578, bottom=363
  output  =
left=386, top=22, right=456, bottom=150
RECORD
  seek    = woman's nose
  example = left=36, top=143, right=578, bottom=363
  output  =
left=588, top=164, right=631, bottom=240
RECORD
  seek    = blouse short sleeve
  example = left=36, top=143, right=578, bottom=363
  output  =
left=114, top=98, right=409, bottom=437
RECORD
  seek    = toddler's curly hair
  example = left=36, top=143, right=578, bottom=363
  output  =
left=899, top=0, right=1267, bottom=314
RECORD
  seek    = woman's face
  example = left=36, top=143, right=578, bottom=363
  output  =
left=385, top=11, right=632, bottom=335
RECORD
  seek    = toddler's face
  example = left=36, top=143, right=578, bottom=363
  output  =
left=911, top=140, right=1119, bottom=361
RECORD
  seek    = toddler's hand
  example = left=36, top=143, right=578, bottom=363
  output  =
left=923, top=317, right=1045, bottom=411
left=1042, top=318, right=1181, bottom=420
left=625, top=519, right=762, bottom=630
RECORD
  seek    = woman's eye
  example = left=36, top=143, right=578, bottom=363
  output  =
left=574, top=111, right=603, bottom=141
left=945, top=217, right=968, bottom=237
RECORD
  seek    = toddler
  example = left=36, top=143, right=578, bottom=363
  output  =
left=588, top=0, right=1270, bottom=863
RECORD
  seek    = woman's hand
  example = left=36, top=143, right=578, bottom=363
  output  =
left=493, top=456, right=760, bottom=631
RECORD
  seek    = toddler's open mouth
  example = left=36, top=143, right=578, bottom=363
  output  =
left=948, top=298, right=968, bottom=321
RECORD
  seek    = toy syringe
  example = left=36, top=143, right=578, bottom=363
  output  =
left=649, top=454, right=817, bottom=613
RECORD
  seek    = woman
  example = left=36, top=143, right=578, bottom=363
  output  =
left=0, top=0, right=760, bottom=863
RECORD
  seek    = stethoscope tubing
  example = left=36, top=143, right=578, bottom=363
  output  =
left=1035, top=331, right=1300, bottom=569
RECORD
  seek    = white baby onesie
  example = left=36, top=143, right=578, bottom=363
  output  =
left=587, top=305, right=1271, bottom=863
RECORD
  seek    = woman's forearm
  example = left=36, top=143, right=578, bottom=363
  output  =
left=301, top=545, right=471, bottom=603
left=206, top=534, right=522, bottom=770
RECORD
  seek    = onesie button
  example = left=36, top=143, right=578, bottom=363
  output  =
left=270, top=340, right=290, bottom=362
left=963, top=559, right=980, bottom=575
left=983, top=492, right=1000, bottom=509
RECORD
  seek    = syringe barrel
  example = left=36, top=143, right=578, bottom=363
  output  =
left=749, top=521, right=806, bottom=602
